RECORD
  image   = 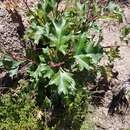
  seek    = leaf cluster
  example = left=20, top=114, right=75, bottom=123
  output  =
left=25, top=0, right=104, bottom=95
left=0, top=80, right=41, bottom=130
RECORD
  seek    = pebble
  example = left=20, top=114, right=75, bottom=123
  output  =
left=0, top=8, right=6, bottom=17
left=0, top=24, right=4, bottom=33
left=124, top=7, right=130, bottom=24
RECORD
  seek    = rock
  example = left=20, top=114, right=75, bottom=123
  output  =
left=124, top=7, right=130, bottom=24
left=0, top=24, right=4, bottom=33
left=0, top=8, right=6, bottom=17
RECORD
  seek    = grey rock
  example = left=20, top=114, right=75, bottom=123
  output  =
left=0, top=8, right=6, bottom=17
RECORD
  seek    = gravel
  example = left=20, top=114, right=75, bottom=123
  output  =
left=0, top=7, right=23, bottom=53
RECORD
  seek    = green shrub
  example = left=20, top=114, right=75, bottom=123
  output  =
left=25, top=0, right=102, bottom=95
left=0, top=80, right=42, bottom=130
left=23, top=0, right=121, bottom=129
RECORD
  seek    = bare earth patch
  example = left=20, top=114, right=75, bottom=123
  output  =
left=90, top=3, right=130, bottom=130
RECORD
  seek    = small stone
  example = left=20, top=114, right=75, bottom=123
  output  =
left=124, top=7, right=130, bottom=24
left=0, top=8, right=6, bottom=17
left=0, top=25, right=4, bottom=33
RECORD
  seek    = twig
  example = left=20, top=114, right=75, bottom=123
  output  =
left=102, top=45, right=130, bottom=48
left=48, top=61, right=65, bottom=68
left=22, top=0, right=44, bottom=25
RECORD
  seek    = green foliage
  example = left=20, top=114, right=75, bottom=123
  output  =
left=80, top=114, right=95, bottom=130
left=24, top=1, right=106, bottom=129
left=49, top=68, right=75, bottom=94
left=23, top=0, right=121, bottom=129
left=52, top=88, right=92, bottom=130
left=25, top=0, right=104, bottom=95
left=99, top=1, right=123, bottom=22
left=0, top=80, right=42, bottom=130
left=0, top=54, right=22, bottom=77
left=120, top=26, right=130, bottom=44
